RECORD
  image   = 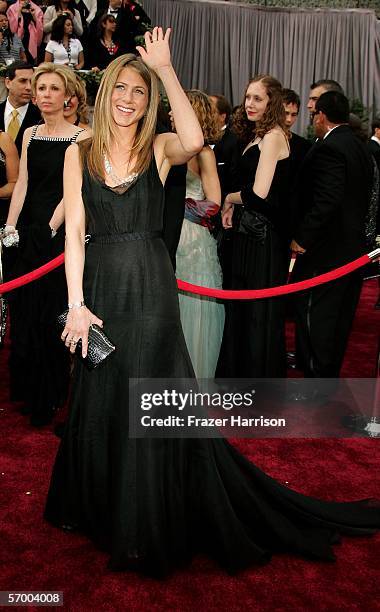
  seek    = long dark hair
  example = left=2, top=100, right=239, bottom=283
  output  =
left=51, top=14, right=75, bottom=43
left=0, top=16, right=14, bottom=53
left=96, top=14, right=116, bottom=40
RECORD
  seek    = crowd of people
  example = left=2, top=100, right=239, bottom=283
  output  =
left=0, top=22, right=379, bottom=578
left=0, top=58, right=379, bottom=420
left=0, top=0, right=151, bottom=69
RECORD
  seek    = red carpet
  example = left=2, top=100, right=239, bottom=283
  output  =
left=0, top=281, right=379, bottom=611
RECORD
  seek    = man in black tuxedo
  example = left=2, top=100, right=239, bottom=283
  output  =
left=0, top=61, right=41, bottom=156
left=291, top=91, right=373, bottom=379
left=209, top=94, right=240, bottom=200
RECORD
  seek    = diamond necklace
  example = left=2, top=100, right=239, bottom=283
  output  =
left=104, top=155, right=138, bottom=186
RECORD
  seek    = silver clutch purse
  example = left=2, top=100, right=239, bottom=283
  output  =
left=57, top=310, right=116, bottom=370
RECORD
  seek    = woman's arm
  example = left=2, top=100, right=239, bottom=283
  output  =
left=5, top=128, right=32, bottom=227
left=61, top=143, right=102, bottom=356
left=75, top=49, right=84, bottom=70
left=222, top=130, right=288, bottom=229
left=7, top=6, right=24, bottom=38
left=137, top=28, right=203, bottom=173
left=0, top=133, right=19, bottom=200
left=197, top=146, right=221, bottom=206
left=72, top=9, right=83, bottom=37
left=43, top=6, right=56, bottom=34
left=32, top=5, right=44, bottom=46
left=50, top=132, right=92, bottom=232
left=252, top=130, right=287, bottom=199
left=86, top=0, right=97, bottom=24
left=44, top=50, right=54, bottom=62
left=48, top=199, right=64, bottom=233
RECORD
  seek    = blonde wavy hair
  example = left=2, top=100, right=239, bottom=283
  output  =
left=73, top=74, right=89, bottom=125
left=232, top=75, right=289, bottom=144
left=80, top=54, right=160, bottom=180
left=32, top=62, right=77, bottom=98
left=185, top=89, right=221, bottom=145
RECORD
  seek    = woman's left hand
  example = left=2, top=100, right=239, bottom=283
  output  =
left=222, top=200, right=234, bottom=229
left=136, top=26, right=171, bottom=71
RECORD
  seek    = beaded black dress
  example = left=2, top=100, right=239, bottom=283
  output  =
left=45, top=154, right=380, bottom=577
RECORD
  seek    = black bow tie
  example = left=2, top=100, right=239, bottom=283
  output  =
left=109, top=9, right=118, bottom=14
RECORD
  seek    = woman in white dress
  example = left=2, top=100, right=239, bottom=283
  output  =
left=174, top=89, right=224, bottom=378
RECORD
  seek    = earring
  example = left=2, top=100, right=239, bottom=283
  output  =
left=63, top=100, right=70, bottom=109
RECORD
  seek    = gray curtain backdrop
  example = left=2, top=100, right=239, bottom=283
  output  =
left=143, top=0, right=380, bottom=136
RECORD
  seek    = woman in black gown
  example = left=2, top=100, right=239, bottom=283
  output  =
left=4, top=63, right=88, bottom=425
left=45, top=36, right=380, bottom=577
left=90, top=14, right=127, bottom=72
left=217, top=75, right=291, bottom=378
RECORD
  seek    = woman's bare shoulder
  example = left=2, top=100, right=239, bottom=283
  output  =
left=262, top=127, right=289, bottom=157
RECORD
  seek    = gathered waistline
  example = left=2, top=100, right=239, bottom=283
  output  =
left=88, top=230, right=162, bottom=244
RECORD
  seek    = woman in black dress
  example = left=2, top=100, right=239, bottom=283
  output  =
left=90, top=14, right=127, bottom=72
left=217, top=75, right=291, bottom=378
left=4, top=63, right=89, bottom=425
left=45, top=36, right=380, bottom=577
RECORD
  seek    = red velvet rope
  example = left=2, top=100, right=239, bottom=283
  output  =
left=0, top=251, right=374, bottom=299
left=0, top=253, right=65, bottom=294
left=178, top=254, right=372, bottom=299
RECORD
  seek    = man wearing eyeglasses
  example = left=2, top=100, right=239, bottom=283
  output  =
left=290, top=91, right=373, bottom=384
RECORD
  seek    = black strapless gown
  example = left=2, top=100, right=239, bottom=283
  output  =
left=217, top=144, right=291, bottom=378
left=45, top=157, right=380, bottom=577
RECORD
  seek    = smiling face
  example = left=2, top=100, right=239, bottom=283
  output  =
left=34, top=72, right=66, bottom=115
left=245, top=80, right=269, bottom=123
left=110, top=66, right=148, bottom=128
